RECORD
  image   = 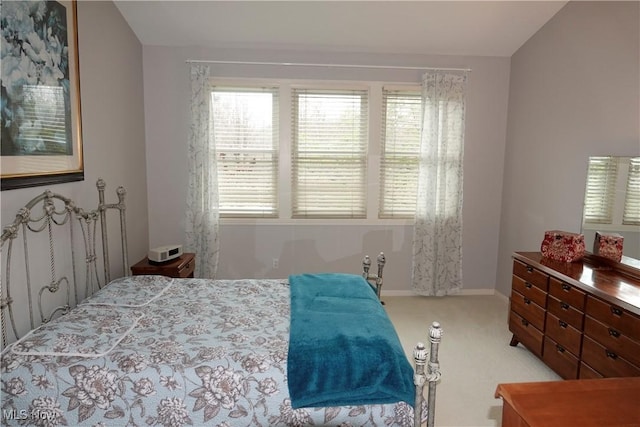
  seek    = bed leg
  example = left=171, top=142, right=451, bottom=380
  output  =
left=426, top=322, right=442, bottom=427
left=413, top=321, right=443, bottom=427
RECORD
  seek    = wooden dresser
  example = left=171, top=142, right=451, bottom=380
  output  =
left=495, top=377, right=640, bottom=427
left=508, top=252, right=640, bottom=379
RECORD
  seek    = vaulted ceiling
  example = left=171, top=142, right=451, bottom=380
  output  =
left=114, top=1, right=568, bottom=57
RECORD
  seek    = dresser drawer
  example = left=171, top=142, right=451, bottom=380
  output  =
left=511, top=291, right=546, bottom=331
left=547, top=295, right=584, bottom=330
left=545, top=312, right=582, bottom=356
left=543, top=336, right=579, bottom=379
left=584, top=316, right=640, bottom=367
left=512, top=275, right=547, bottom=308
left=548, top=278, right=586, bottom=311
left=579, top=362, right=605, bottom=379
left=509, top=310, right=544, bottom=357
left=586, top=296, right=640, bottom=341
left=581, top=336, right=640, bottom=378
left=513, top=260, right=549, bottom=291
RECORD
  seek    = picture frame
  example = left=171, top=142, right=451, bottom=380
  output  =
left=1, top=0, right=83, bottom=191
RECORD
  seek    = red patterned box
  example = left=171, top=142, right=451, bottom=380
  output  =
left=593, top=232, right=624, bottom=262
left=540, top=230, right=585, bottom=263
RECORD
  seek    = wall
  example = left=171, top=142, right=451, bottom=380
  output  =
left=497, top=1, right=640, bottom=296
left=142, top=47, right=510, bottom=292
left=1, top=2, right=148, bottom=284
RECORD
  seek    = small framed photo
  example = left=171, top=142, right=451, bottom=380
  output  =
left=1, top=0, right=84, bottom=190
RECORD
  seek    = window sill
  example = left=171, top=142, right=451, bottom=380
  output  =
left=219, top=218, right=414, bottom=227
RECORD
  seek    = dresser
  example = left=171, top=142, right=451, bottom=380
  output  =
left=495, top=377, right=640, bottom=427
left=508, top=252, right=640, bottom=379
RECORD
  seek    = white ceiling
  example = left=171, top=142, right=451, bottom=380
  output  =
left=114, top=1, right=568, bottom=57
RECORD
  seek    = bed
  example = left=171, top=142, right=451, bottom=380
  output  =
left=0, top=180, right=442, bottom=427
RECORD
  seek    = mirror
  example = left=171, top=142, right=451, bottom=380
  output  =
left=582, top=156, right=640, bottom=267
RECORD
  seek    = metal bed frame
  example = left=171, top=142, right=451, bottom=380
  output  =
left=363, top=252, right=443, bottom=427
left=0, top=179, right=128, bottom=349
left=0, top=180, right=442, bottom=427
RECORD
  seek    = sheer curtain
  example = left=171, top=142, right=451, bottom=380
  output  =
left=185, top=64, right=220, bottom=278
left=412, top=71, right=468, bottom=296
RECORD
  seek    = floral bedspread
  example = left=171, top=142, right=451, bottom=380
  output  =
left=1, top=276, right=415, bottom=426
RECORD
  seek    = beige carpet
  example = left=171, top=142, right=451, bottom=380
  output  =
left=383, top=294, right=560, bottom=427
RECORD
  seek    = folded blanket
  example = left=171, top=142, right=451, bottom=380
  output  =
left=287, top=273, right=414, bottom=409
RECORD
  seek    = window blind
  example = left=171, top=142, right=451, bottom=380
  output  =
left=211, top=87, right=279, bottom=217
left=623, top=157, right=640, bottom=225
left=583, top=156, right=618, bottom=224
left=291, top=88, right=368, bottom=218
left=379, top=89, right=422, bottom=218
left=21, top=85, right=68, bottom=153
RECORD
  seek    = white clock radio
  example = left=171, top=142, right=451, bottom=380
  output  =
left=148, top=244, right=183, bottom=263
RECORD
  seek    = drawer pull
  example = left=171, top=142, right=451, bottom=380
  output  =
left=560, top=302, right=570, bottom=310
left=524, top=298, right=532, bottom=305
left=610, top=306, right=623, bottom=316
left=521, top=318, right=529, bottom=326
left=605, top=350, right=618, bottom=360
left=561, top=284, right=571, bottom=292
left=556, top=344, right=566, bottom=353
left=526, top=266, right=534, bottom=273
left=559, top=320, right=568, bottom=328
left=524, top=282, right=533, bottom=289
left=608, top=328, right=621, bottom=338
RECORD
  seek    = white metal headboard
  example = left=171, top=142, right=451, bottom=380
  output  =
left=0, top=179, right=128, bottom=349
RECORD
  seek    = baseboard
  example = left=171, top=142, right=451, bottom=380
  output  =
left=382, top=288, right=498, bottom=297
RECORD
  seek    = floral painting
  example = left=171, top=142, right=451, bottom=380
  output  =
left=1, top=0, right=83, bottom=190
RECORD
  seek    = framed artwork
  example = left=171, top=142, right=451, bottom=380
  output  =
left=1, top=0, right=83, bottom=191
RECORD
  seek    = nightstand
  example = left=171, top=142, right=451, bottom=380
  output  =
left=131, top=252, right=196, bottom=278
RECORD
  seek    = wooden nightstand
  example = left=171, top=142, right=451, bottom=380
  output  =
left=131, top=252, right=195, bottom=278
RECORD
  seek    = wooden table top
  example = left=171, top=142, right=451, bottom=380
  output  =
left=495, top=377, right=640, bottom=427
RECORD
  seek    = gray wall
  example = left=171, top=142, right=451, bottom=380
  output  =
left=496, top=1, right=640, bottom=296
left=142, top=47, right=510, bottom=293
left=1, top=1, right=149, bottom=276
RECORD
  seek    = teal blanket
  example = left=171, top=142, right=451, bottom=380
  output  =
left=287, top=273, right=414, bottom=409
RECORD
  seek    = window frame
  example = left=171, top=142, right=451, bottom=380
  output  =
left=211, top=83, right=281, bottom=218
left=210, top=78, right=418, bottom=225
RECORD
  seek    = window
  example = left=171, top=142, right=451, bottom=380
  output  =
left=583, top=156, right=618, bottom=224
left=20, top=85, right=69, bottom=154
left=210, top=80, right=421, bottom=221
left=379, top=89, right=422, bottom=218
left=291, top=88, right=368, bottom=218
left=583, top=156, right=640, bottom=229
left=623, top=157, right=640, bottom=225
left=211, top=86, right=279, bottom=217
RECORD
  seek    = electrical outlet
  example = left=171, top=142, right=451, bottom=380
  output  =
left=272, top=258, right=279, bottom=269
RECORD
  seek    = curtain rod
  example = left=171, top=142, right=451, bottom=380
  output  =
left=185, top=59, right=471, bottom=72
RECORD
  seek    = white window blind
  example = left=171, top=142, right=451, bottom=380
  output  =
left=21, top=85, right=68, bottom=153
left=211, top=86, right=279, bottom=217
left=379, top=89, right=422, bottom=218
left=623, top=157, right=640, bottom=225
left=583, top=156, right=618, bottom=224
left=291, top=88, right=368, bottom=218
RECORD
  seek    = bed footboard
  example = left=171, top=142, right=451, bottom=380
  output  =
left=414, top=321, right=443, bottom=427
left=362, top=252, right=385, bottom=302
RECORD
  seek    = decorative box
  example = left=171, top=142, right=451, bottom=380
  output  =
left=540, top=230, right=585, bottom=263
left=593, top=232, right=624, bottom=262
